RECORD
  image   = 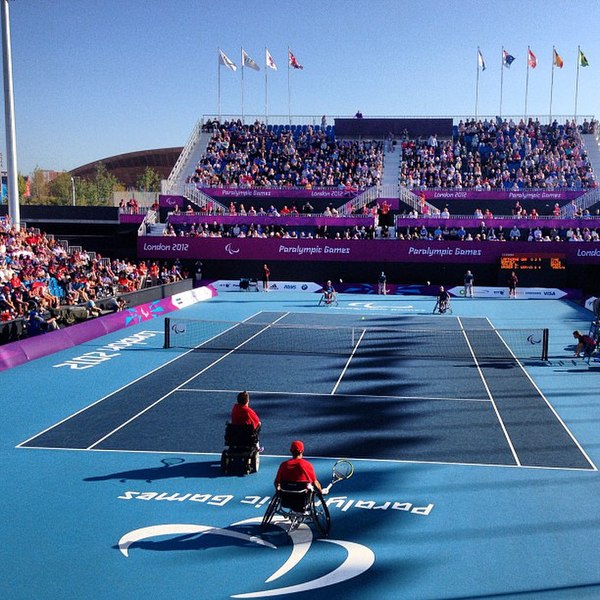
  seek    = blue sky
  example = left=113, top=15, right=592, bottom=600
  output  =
left=1, top=0, right=599, bottom=175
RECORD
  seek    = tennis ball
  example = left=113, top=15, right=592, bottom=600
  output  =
left=426, top=281, right=431, bottom=285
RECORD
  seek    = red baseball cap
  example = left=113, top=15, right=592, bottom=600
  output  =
left=290, top=440, right=304, bottom=454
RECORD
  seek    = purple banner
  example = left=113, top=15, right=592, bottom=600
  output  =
left=159, top=195, right=185, bottom=208
left=421, top=190, right=587, bottom=201
left=119, top=213, right=145, bottom=223
left=0, top=298, right=178, bottom=371
left=169, top=214, right=375, bottom=227
left=396, top=216, right=600, bottom=229
left=138, top=236, right=600, bottom=265
left=199, top=187, right=360, bottom=200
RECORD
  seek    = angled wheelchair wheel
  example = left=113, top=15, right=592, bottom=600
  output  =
left=249, top=451, right=260, bottom=474
left=432, top=301, right=440, bottom=314
left=311, top=491, right=331, bottom=537
left=261, top=494, right=281, bottom=531
left=220, top=451, right=229, bottom=474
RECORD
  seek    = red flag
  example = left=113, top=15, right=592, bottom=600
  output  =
left=288, top=49, right=303, bottom=70
left=553, top=48, right=564, bottom=69
left=528, top=48, right=537, bottom=68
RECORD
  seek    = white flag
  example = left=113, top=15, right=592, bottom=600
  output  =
left=477, top=48, right=486, bottom=71
left=242, top=49, right=260, bottom=71
left=219, top=49, right=237, bottom=71
left=265, top=48, right=277, bottom=70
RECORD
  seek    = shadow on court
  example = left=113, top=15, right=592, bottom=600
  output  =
left=84, top=458, right=221, bottom=482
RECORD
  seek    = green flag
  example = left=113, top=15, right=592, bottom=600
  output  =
left=579, top=49, right=589, bottom=67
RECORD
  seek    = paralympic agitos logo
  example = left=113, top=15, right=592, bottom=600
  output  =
left=118, top=517, right=375, bottom=597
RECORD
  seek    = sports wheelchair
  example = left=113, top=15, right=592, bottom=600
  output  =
left=261, top=481, right=331, bottom=536
left=432, top=298, right=452, bottom=314
left=318, top=292, right=338, bottom=307
left=220, top=423, right=260, bottom=475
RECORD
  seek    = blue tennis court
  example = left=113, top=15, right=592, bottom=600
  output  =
left=3, top=292, right=600, bottom=599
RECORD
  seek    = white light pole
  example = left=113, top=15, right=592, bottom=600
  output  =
left=70, top=176, right=76, bottom=206
left=1, top=0, right=19, bottom=227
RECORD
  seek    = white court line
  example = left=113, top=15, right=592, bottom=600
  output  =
left=15, top=445, right=597, bottom=472
left=16, top=311, right=270, bottom=448
left=457, top=316, right=522, bottom=467
left=331, top=328, right=366, bottom=395
left=485, top=317, right=597, bottom=472
left=86, top=312, right=291, bottom=450
left=176, top=388, right=491, bottom=403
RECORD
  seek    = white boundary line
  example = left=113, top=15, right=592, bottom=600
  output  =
left=16, top=311, right=267, bottom=449
left=485, top=317, right=597, bottom=471
left=330, top=328, right=366, bottom=395
left=176, top=388, right=491, bottom=403
left=14, top=445, right=597, bottom=472
left=457, top=316, right=521, bottom=467
left=86, top=312, right=291, bottom=450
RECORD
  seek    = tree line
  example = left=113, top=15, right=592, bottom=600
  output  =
left=18, top=164, right=162, bottom=206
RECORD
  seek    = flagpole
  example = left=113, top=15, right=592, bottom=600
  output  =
left=549, top=46, right=555, bottom=122
left=525, top=46, right=530, bottom=120
left=218, top=47, right=221, bottom=122
left=241, top=47, right=245, bottom=125
left=574, top=45, right=581, bottom=122
left=264, top=47, right=268, bottom=124
left=475, top=47, right=481, bottom=121
left=287, top=46, right=291, bottom=125
left=500, top=46, right=505, bottom=118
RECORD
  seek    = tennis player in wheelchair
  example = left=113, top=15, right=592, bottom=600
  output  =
left=434, top=286, right=451, bottom=314
left=221, top=391, right=262, bottom=475
left=319, top=280, right=337, bottom=306
left=262, top=440, right=331, bottom=535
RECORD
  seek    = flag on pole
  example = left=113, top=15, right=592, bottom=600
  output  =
left=553, top=49, right=564, bottom=68
left=502, top=49, right=515, bottom=68
left=266, top=48, right=277, bottom=70
left=477, top=49, right=486, bottom=71
left=219, top=49, right=237, bottom=71
left=242, top=49, right=260, bottom=71
left=528, top=48, right=537, bottom=68
left=289, top=49, right=303, bottom=70
left=579, top=49, right=590, bottom=67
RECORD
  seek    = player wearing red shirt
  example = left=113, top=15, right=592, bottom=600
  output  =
left=275, top=440, right=322, bottom=492
left=231, top=391, right=261, bottom=430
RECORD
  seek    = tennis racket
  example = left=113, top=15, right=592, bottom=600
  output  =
left=322, top=459, right=354, bottom=494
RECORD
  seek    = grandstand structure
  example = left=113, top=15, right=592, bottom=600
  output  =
left=136, top=114, right=600, bottom=293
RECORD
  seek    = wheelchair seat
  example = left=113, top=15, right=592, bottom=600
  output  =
left=261, top=481, right=331, bottom=536
left=278, top=481, right=312, bottom=513
left=221, top=423, right=260, bottom=475
left=224, top=423, right=259, bottom=448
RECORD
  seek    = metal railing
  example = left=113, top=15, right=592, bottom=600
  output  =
left=164, top=118, right=203, bottom=193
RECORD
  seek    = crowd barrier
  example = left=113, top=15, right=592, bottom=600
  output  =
left=0, top=279, right=198, bottom=370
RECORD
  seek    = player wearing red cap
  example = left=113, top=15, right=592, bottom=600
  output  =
left=274, top=440, right=322, bottom=492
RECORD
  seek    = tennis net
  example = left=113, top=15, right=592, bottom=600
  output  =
left=164, top=318, right=549, bottom=361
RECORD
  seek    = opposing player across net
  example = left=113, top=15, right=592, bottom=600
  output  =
left=164, top=317, right=549, bottom=361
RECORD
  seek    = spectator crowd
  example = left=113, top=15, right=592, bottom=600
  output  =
left=189, top=120, right=384, bottom=189
left=399, top=118, right=597, bottom=191
left=0, top=220, right=184, bottom=339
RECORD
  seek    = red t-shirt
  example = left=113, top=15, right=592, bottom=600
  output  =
left=275, top=458, right=317, bottom=485
left=231, top=403, right=260, bottom=429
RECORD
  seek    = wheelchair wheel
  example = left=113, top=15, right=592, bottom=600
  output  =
left=261, top=494, right=280, bottom=531
left=311, top=491, right=331, bottom=537
left=249, top=451, right=260, bottom=474
left=220, top=451, right=229, bottom=474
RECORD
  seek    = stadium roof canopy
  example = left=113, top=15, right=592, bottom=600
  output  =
left=69, top=147, right=183, bottom=187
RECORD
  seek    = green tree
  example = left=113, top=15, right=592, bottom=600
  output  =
left=136, top=166, right=161, bottom=192
left=47, top=172, right=73, bottom=204
left=27, top=168, right=50, bottom=204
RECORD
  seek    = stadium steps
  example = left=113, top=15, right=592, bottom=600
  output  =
left=582, top=134, right=600, bottom=179
left=381, top=145, right=400, bottom=196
